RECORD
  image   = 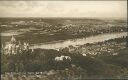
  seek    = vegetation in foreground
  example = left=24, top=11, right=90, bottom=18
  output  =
left=1, top=36, right=128, bottom=80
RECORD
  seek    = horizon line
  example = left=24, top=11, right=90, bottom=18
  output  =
left=0, top=16, right=126, bottom=19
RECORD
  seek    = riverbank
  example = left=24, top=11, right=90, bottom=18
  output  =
left=1, top=18, right=127, bottom=45
left=67, top=36, right=127, bottom=56
left=30, top=32, right=127, bottom=49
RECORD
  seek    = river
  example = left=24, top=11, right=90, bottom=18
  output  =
left=30, top=32, right=127, bottom=50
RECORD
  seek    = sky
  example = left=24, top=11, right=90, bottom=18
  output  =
left=0, top=1, right=127, bottom=19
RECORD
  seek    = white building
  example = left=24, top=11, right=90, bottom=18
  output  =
left=3, top=36, right=29, bottom=55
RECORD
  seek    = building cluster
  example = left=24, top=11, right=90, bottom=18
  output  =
left=68, top=39, right=126, bottom=56
left=2, top=36, right=30, bottom=55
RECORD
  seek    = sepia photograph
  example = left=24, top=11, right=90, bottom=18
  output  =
left=0, top=1, right=127, bottom=80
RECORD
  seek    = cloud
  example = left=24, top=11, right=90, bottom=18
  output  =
left=0, top=1, right=127, bottom=18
